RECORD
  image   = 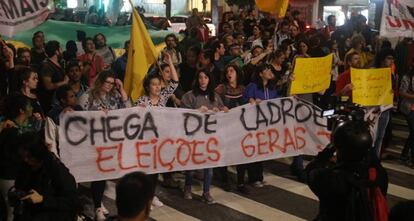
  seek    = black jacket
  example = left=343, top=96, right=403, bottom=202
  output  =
left=14, top=154, right=77, bottom=221
left=306, top=148, right=388, bottom=221
left=0, top=127, right=22, bottom=180
left=0, top=122, right=42, bottom=180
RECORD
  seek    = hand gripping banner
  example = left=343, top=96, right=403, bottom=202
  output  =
left=59, top=97, right=331, bottom=182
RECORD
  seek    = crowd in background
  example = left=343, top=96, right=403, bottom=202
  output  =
left=1, top=4, right=414, bottom=221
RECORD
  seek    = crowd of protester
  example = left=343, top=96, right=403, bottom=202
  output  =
left=1, top=4, right=414, bottom=221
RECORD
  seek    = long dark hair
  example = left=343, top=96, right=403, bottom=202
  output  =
left=17, top=67, right=36, bottom=90
left=253, top=63, right=277, bottom=90
left=268, top=50, right=284, bottom=63
left=223, top=63, right=243, bottom=86
left=374, top=48, right=395, bottom=68
left=296, top=38, right=309, bottom=55
left=2, top=94, right=30, bottom=120
left=192, top=69, right=216, bottom=102
left=18, top=132, right=51, bottom=165
left=409, top=57, right=414, bottom=77
left=17, top=131, right=66, bottom=182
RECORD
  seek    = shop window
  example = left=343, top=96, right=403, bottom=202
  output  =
left=323, top=6, right=346, bottom=26
left=67, top=0, right=78, bottom=8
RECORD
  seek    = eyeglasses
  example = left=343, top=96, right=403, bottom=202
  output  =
left=104, top=80, right=115, bottom=85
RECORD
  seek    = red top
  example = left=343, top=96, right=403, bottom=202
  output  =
left=78, top=53, right=105, bottom=86
left=335, top=69, right=351, bottom=98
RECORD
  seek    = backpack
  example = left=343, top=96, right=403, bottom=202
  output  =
left=345, top=166, right=388, bottom=221
left=368, top=167, right=388, bottom=221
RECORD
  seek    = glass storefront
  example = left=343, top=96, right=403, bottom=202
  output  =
left=322, top=0, right=378, bottom=28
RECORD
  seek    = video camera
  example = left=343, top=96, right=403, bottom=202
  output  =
left=321, top=96, right=366, bottom=132
left=8, top=187, right=30, bottom=216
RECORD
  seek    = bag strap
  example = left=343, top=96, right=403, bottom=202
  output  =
left=368, top=167, right=377, bottom=182
left=109, top=46, right=116, bottom=60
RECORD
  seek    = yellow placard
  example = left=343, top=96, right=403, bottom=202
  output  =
left=290, top=54, right=333, bottom=95
left=351, top=68, right=393, bottom=106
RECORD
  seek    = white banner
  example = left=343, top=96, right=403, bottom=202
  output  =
left=59, top=97, right=331, bottom=182
left=0, top=0, right=54, bottom=37
left=380, top=0, right=414, bottom=38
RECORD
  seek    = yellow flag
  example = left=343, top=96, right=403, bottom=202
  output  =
left=290, top=54, right=333, bottom=95
left=351, top=68, right=393, bottom=106
left=124, top=1, right=158, bottom=101
left=256, top=0, right=289, bottom=18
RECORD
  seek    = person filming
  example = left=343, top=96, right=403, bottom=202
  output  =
left=306, top=120, right=388, bottom=221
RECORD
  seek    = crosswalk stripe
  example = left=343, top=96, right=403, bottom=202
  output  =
left=150, top=205, right=202, bottom=221
left=381, top=161, right=414, bottom=176
left=392, top=117, right=407, bottom=125
left=104, top=181, right=201, bottom=221
left=227, top=166, right=317, bottom=201
left=393, top=131, right=408, bottom=139
left=190, top=184, right=306, bottom=221
left=272, top=158, right=414, bottom=200
left=389, top=145, right=403, bottom=150
left=274, top=149, right=413, bottom=177
left=263, top=172, right=317, bottom=200
left=388, top=184, right=414, bottom=200
left=78, top=154, right=411, bottom=220
left=277, top=155, right=414, bottom=182
left=387, top=148, right=401, bottom=155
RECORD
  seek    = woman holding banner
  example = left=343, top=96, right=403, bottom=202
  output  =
left=135, top=53, right=179, bottom=107
left=243, top=63, right=280, bottom=188
left=78, top=70, right=130, bottom=221
left=215, top=64, right=251, bottom=194
left=135, top=53, right=179, bottom=207
left=181, top=69, right=227, bottom=204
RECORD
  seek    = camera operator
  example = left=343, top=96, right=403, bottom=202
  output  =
left=306, top=120, right=388, bottom=221
left=10, top=132, right=77, bottom=221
